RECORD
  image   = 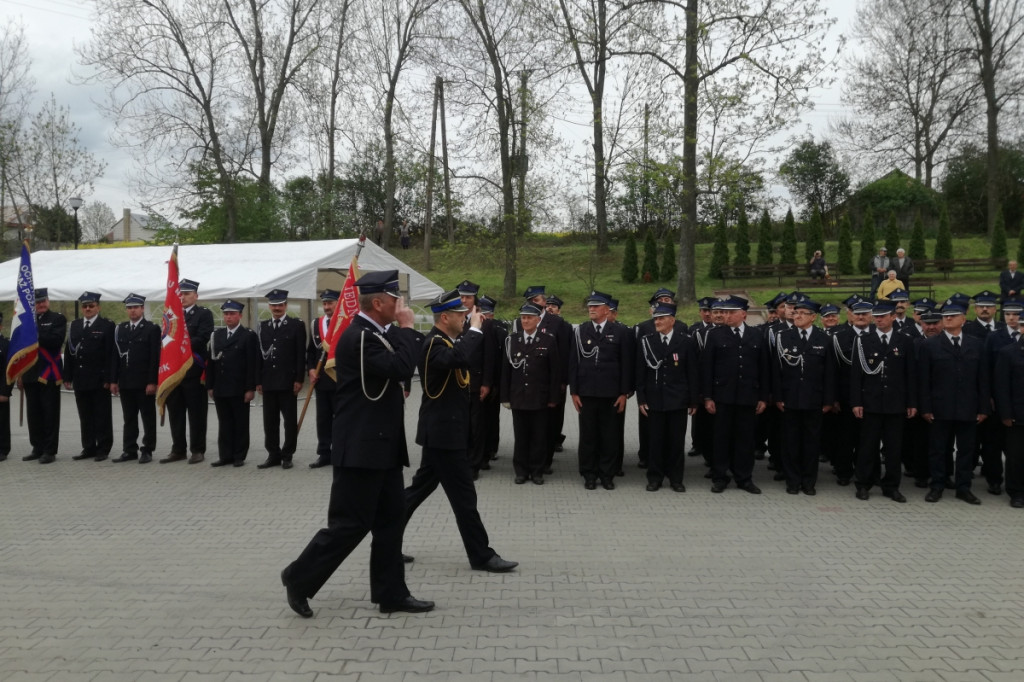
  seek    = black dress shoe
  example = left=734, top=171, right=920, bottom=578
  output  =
left=139, top=453, right=152, bottom=464
left=711, top=482, right=726, bottom=493
left=818, top=455, right=829, bottom=463
left=281, top=569, right=313, bottom=618
left=233, top=460, right=246, bottom=467
left=883, top=489, right=907, bottom=503
left=282, top=461, right=293, bottom=470
left=73, top=451, right=94, bottom=461
left=402, top=554, right=415, bottom=563
left=514, top=476, right=527, bottom=484
left=739, top=482, right=761, bottom=495
left=0, top=454, right=6, bottom=462
left=836, top=478, right=851, bottom=487
left=159, top=452, right=187, bottom=463
left=687, top=449, right=698, bottom=457
left=211, top=460, right=231, bottom=467
left=309, top=458, right=329, bottom=469
left=671, top=483, right=686, bottom=493
left=22, top=452, right=41, bottom=461
left=472, top=555, right=518, bottom=572
left=645, top=482, right=660, bottom=492
left=543, top=467, right=553, bottom=475
left=94, top=454, right=109, bottom=462
left=637, top=461, right=648, bottom=469
left=616, top=470, right=624, bottom=477
left=601, top=479, right=615, bottom=491
left=188, top=453, right=205, bottom=464
left=1011, top=497, right=1024, bottom=509
left=766, top=463, right=779, bottom=472
left=987, top=483, right=1002, bottom=496
left=802, top=486, right=816, bottom=496
left=112, top=453, right=137, bottom=463
left=856, top=489, right=870, bottom=501
left=786, top=487, right=799, bottom=495
left=532, top=476, right=544, bottom=485
left=944, top=479, right=955, bottom=490
left=379, top=595, right=435, bottom=614
left=553, top=445, right=563, bottom=453
left=955, top=489, right=981, bottom=505
left=925, top=488, right=942, bottom=503
left=257, top=459, right=281, bottom=469
left=584, top=480, right=597, bottom=490
left=39, top=454, right=55, bottom=464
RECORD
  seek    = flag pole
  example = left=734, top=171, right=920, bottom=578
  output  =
left=18, top=385, right=24, bottom=427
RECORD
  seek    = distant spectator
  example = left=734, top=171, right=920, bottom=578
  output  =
left=876, top=270, right=905, bottom=301
left=400, top=220, right=410, bottom=250
left=1000, top=260, right=1024, bottom=299
left=870, top=247, right=890, bottom=294
left=374, top=219, right=385, bottom=246
left=808, top=250, right=828, bottom=280
left=893, top=248, right=915, bottom=292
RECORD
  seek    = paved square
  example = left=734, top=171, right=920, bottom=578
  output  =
left=2, top=390, right=1023, bottom=681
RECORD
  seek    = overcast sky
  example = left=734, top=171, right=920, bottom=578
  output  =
left=3, top=0, right=858, bottom=222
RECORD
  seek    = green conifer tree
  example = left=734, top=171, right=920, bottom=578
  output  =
left=734, top=203, right=752, bottom=266
left=709, top=214, right=730, bottom=280
left=779, top=208, right=797, bottom=273
left=641, top=230, right=660, bottom=281
left=910, top=211, right=927, bottom=270
left=804, top=207, right=825, bottom=261
left=756, top=209, right=773, bottom=265
left=934, top=204, right=953, bottom=273
left=837, top=214, right=853, bottom=275
left=885, top=212, right=901, bottom=255
left=992, top=207, right=1008, bottom=260
left=858, top=207, right=877, bottom=275
left=621, top=233, right=639, bottom=283
left=660, top=233, right=677, bottom=282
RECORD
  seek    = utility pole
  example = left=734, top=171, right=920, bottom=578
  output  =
left=423, top=76, right=441, bottom=270
left=438, top=78, right=454, bottom=246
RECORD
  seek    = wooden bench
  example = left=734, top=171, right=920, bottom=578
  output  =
left=790, top=278, right=937, bottom=302
left=721, top=262, right=836, bottom=287
left=915, top=257, right=1007, bottom=280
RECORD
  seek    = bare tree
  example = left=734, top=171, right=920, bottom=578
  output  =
left=0, top=19, right=34, bottom=232
left=80, top=200, right=118, bottom=242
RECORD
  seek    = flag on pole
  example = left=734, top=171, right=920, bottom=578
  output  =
left=323, top=245, right=364, bottom=381
left=156, top=244, right=193, bottom=415
left=6, top=242, right=38, bottom=385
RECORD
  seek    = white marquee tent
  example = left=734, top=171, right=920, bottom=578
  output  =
left=0, top=239, right=443, bottom=303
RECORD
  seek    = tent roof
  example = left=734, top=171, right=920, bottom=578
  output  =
left=0, top=239, right=444, bottom=303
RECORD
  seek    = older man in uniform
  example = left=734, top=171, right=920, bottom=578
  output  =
left=207, top=300, right=259, bottom=467
left=634, top=288, right=686, bottom=470
left=282, top=270, right=434, bottom=617
left=306, top=289, right=340, bottom=469
left=403, top=289, right=518, bottom=572
left=256, top=289, right=306, bottom=470
left=111, top=294, right=161, bottom=464
left=163, top=278, right=214, bottom=464
left=21, top=288, right=66, bottom=464
left=65, top=292, right=115, bottom=463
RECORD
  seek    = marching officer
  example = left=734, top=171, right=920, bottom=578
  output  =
left=635, top=303, right=698, bottom=492
left=162, top=278, right=214, bottom=464
left=207, top=300, right=259, bottom=467
left=772, top=299, right=835, bottom=495
left=111, top=293, right=161, bottom=463
left=65, top=292, right=115, bottom=462
left=306, top=289, right=340, bottom=468
left=850, top=301, right=916, bottom=503
left=500, top=302, right=561, bottom=483
left=993, top=322, right=1024, bottom=508
left=21, top=288, right=66, bottom=464
left=256, top=289, right=307, bottom=470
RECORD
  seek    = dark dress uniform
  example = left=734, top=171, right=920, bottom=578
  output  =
left=284, top=311, right=424, bottom=609
left=0, top=333, right=11, bottom=460
left=828, top=324, right=870, bottom=484
left=306, top=313, right=338, bottom=467
left=994, top=340, right=1024, bottom=506
left=23, top=306, right=66, bottom=461
left=569, top=317, right=634, bottom=488
left=634, top=316, right=688, bottom=469
left=112, top=318, right=161, bottom=461
left=64, top=314, right=115, bottom=460
left=772, top=325, right=836, bottom=492
left=166, top=303, right=214, bottom=460
left=405, top=325, right=499, bottom=568
left=481, top=316, right=507, bottom=459
left=850, top=329, right=916, bottom=497
left=206, top=325, right=259, bottom=465
left=635, top=326, right=698, bottom=490
left=918, top=332, right=990, bottom=497
left=257, top=315, right=307, bottom=467
left=463, top=316, right=495, bottom=474
left=500, top=327, right=561, bottom=482
left=702, top=323, right=769, bottom=490
left=689, top=320, right=715, bottom=464
left=534, top=311, right=572, bottom=458
left=982, top=325, right=1021, bottom=491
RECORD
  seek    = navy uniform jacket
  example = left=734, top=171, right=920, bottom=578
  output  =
left=899, top=322, right=923, bottom=339
left=918, top=333, right=991, bottom=421
left=771, top=326, right=836, bottom=410
left=850, top=330, right=916, bottom=414
left=830, top=325, right=872, bottom=407
left=985, top=326, right=1021, bottom=373
left=184, top=305, right=214, bottom=381
left=994, top=342, right=1024, bottom=423
left=569, top=320, right=634, bottom=398
left=635, top=317, right=689, bottom=340
left=461, top=317, right=492, bottom=392
left=701, top=324, right=769, bottom=407
left=63, top=316, right=115, bottom=391
left=415, top=326, right=483, bottom=450
left=635, top=329, right=698, bottom=412
left=500, top=329, right=561, bottom=411
left=24, top=309, right=66, bottom=384
left=206, top=326, right=259, bottom=398
left=963, top=319, right=1004, bottom=339
left=112, top=319, right=160, bottom=389
left=331, top=315, right=421, bottom=469
left=482, top=318, right=507, bottom=399
left=306, top=315, right=337, bottom=391
left=518, top=312, right=572, bottom=386
left=257, top=316, right=306, bottom=390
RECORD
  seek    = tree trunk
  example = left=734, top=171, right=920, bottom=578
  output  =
left=382, top=76, right=398, bottom=250
left=675, top=0, right=699, bottom=303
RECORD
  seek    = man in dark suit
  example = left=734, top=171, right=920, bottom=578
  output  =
left=256, top=289, right=307, bottom=470
left=162, top=278, right=214, bottom=464
left=850, top=302, right=916, bottom=503
left=569, top=290, right=634, bottom=490
left=501, top=302, right=561, bottom=484
left=111, top=294, right=161, bottom=463
left=0, top=313, right=11, bottom=461
left=636, top=303, right=698, bottom=492
left=702, top=296, right=768, bottom=494
left=918, top=295, right=991, bottom=504
left=306, top=289, right=340, bottom=469
left=772, top=299, right=835, bottom=495
left=963, top=290, right=1004, bottom=338
left=892, top=248, right=915, bottom=292
left=206, top=300, right=259, bottom=467
left=21, top=287, right=66, bottom=464
left=993, top=327, right=1024, bottom=508
left=282, top=270, right=435, bottom=617
left=1000, top=260, right=1024, bottom=299
left=64, top=292, right=115, bottom=462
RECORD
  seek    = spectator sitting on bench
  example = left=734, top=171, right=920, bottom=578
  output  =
left=876, top=270, right=906, bottom=301
left=808, top=250, right=828, bottom=280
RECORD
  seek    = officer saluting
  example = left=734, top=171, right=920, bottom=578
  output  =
left=65, top=292, right=116, bottom=462
left=111, top=293, right=161, bottom=463
left=306, top=289, right=340, bottom=469
left=21, top=287, right=66, bottom=464
left=207, top=300, right=259, bottom=467
left=256, top=289, right=307, bottom=470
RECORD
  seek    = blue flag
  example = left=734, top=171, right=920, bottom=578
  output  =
left=6, top=242, right=38, bottom=384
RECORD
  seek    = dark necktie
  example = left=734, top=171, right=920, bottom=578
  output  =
left=733, top=327, right=741, bottom=340
left=274, top=319, right=280, bottom=330
left=986, top=323, right=992, bottom=333
left=800, top=329, right=808, bottom=347
left=595, top=324, right=602, bottom=335
left=881, top=333, right=889, bottom=350
left=1013, top=331, right=1020, bottom=342
left=84, top=320, right=91, bottom=330
left=526, top=335, right=532, bottom=345
left=663, top=335, right=669, bottom=346
left=952, top=336, right=960, bottom=352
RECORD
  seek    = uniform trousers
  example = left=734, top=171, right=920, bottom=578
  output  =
left=314, top=385, right=338, bottom=458
left=214, top=396, right=250, bottom=463
left=24, top=381, right=61, bottom=456
left=1003, top=425, right=1024, bottom=499
left=975, top=417, right=1004, bottom=486
left=512, top=408, right=548, bottom=479
left=404, top=446, right=495, bottom=567
left=468, top=390, right=488, bottom=472
left=547, top=387, right=567, bottom=458
left=831, top=406, right=858, bottom=481
left=285, top=466, right=410, bottom=604
left=577, top=395, right=622, bottom=482
left=0, top=398, right=9, bottom=456
left=781, top=408, right=822, bottom=490
left=483, top=394, right=500, bottom=457
left=692, top=404, right=713, bottom=458
left=856, top=413, right=904, bottom=492
left=166, top=377, right=208, bottom=455
left=75, top=388, right=113, bottom=457
left=904, top=415, right=930, bottom=481
left=711, top=403, right=756, bottom=486
left=766, top=405, right=783, bottom=470
left=262, top=389, right=297, bottom=462
left=647, top=409, right=687, bottom=486
left=928, top=419, right=977, bottom=491
left=636, top=410, right=649, bottom=465
left=120, top=387, right=156, bottom=455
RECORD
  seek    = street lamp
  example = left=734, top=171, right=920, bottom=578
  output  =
left=69, top=197, right=84, bottom=249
